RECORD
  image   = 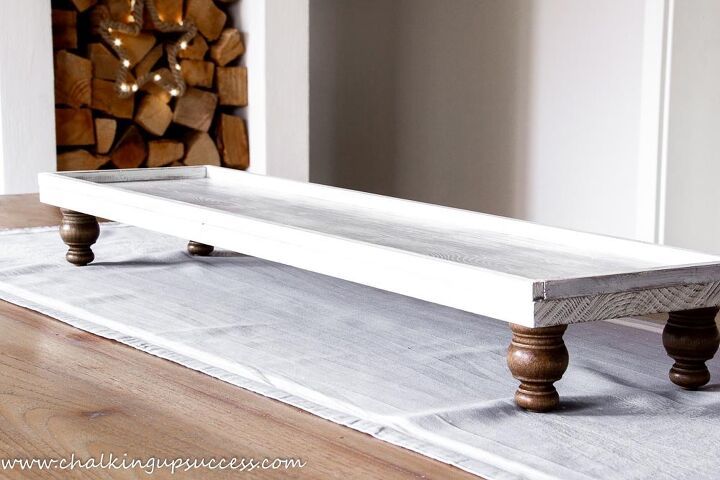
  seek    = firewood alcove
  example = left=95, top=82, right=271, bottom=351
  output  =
left=51, top=0, right=249, bottom=172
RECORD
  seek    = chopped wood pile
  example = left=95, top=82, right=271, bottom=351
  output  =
left=51, top=0, right=249, bottom=172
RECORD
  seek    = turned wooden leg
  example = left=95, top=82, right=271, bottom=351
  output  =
left=663, top=307, right=719, bottom=390
left=187, top=241, right=214, bottom=256
left=507, top=324, right=569, bottom=412
left=59, top=209, right=100, bottom=267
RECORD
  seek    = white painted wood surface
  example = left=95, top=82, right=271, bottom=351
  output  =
left=230, top=0, right=310, bottom=181
left=38, top=166, right=720, bottom=327
left=0, top=1, right=56, bottom=194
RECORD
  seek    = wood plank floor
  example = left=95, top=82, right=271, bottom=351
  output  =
left=0, top=195, right=480, bottom=479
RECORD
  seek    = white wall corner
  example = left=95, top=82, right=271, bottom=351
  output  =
left=236, top=0, right=310, bottom=182
left=636, top=0, right=672, bottom=243
left=0, top=1, right=57, bottom=194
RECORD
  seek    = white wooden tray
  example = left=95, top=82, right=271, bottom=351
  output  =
left=38, top=166, right=720, bottom=328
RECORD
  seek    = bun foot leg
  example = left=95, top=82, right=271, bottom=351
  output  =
left=60, top=209, right=100, bottom=267
left=507, top=324, right=569, bottom=412
left=187, top=241, right=214, bottom=256
left=663, top=308, right=719, bottom=390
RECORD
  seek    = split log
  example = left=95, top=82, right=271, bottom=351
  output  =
left=178, top=35, right=208, bottom=60
left=111, top=125, right=147, bottom=169
left=141, top=68, right=172, bottom=104
left=209, top=29, right=245, bottom=67
left=92, top=79, right=134, bottom=119
left=216, top=114, right=249, bottom=169
left=172, top=88, right=217, bottom=132
left=154, top=0, right=183, bottom=22
left=55, top=51, right=92, bottom=108
left=52, top=10, right=78, bottom=50
left=148, top=140, right=184, bottom=167
left=56, top=109, right=95, bottom=146
left=95, top=118, right=117, bottom=154
left=89, top=43, right=120, bottom=81
left=135, top=44, right=163, bottom=78
left=71, top=0, right=98, bottom=12
left=185, top=0, right=227, bottom=41
left=57, top=150, right=109, bottom=171
left=216, top=67, right=248, bottom=107
left=117, top=32, right=156, bottom=67
left=184, top=132, right=220, bottom=166
left=135, top=95, right=173, bottom=136
left=180, top=60, right=215, bottom=88
left=103, top=0, right=132, bottom=22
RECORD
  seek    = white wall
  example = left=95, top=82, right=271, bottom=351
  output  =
left=661, top=0, right=720, bottom=253
left=310, top=0, right=651, bottom=239
left=0, top=1, right=56, bottom=194
left=234, top=0, right=309, bottom=182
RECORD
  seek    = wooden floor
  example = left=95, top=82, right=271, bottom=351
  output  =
left=0, top=195, right=479, bottom=480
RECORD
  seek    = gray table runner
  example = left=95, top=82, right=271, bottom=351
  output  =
left=1, top=224, right=718, bottom=480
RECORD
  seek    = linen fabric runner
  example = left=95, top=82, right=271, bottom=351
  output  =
left=0, top=224, right=718, bottom=480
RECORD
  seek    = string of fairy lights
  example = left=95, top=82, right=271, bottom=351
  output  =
left=100, top=0, right=197, bottom=99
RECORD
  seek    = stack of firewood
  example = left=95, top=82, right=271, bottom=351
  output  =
left=51, top=0, right=249, bottom=171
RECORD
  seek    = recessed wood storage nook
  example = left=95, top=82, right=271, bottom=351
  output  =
left=51, top=0, right=249, bottom=172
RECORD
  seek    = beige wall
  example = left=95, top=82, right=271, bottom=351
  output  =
left=310, top=0, right=648, bottom=238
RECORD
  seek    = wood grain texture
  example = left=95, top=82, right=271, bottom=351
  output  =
left=55, top=108, right=95, bottom=146
left=187, top=240, right=214, bottom=256
left=216, top=66, right=248, bottom=107
left=111, top=126, right=147, bottom=169
left=209, top=28, right=245, bottom=67
left=184, top=132, right=220, bottom=166
left=663, top=307, right=720, bottom=389
left=172, top=88, right=218, bottom=132
left=216, top=114, right=248, bottom=169
left=94, top=118, right=117, bottom=154
left=180, top=60, right=215, bottom=88
left=54, top=50, right=92, bottom=107
left=51, top=10, right=77, bottom=50
left=535, top=282, right=720, bottom=326
left=89, top=43, right=120, bottom=81
left=0, top=195, right=62, bottom=228
left=38, top=166, right=720, bottom=327
left=148, top=140, right=184, bottom=167
left=0, top=195, right=476, bottom=479
left=135, top=95, right=173, bottom=136
left=57, top=150, right=109, bottom=172
left=59, top=209, right=100, bottom=266
left=92, top=79, right=134, bottom=119
left=185, top=0, right=227, bottom=41
left=507, top=324, right=568, bottom=412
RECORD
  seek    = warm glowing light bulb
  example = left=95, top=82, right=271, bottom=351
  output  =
left=175, top=63, right=181, bottom=71
left=120, top=83, right=129, bottom=92
left=170, top=88, right=179, bottom=96
left=180, top=41, right=188, bottom=50
left=131, top=84, right=138, bottom=92
left=113, top=38, right=122, bottom=46
left=178, top=19, right=184, bottom=26
left=127, top=15, right=134, bottom=22
left=154, top=74, right=161, bottom=81
left=108, top=27, right=113, bottom=33
left=122, top=59, right=130, bottom=68
left=158, top=14, right=164, bottom=21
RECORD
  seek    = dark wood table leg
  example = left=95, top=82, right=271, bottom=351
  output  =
left=507, top=324, right=569, bottom=412
left=187, top=241, right=214, bottom=256
left=663, top=307, right=720, bottom=389
left=59, top=209, right=100, bottom=267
